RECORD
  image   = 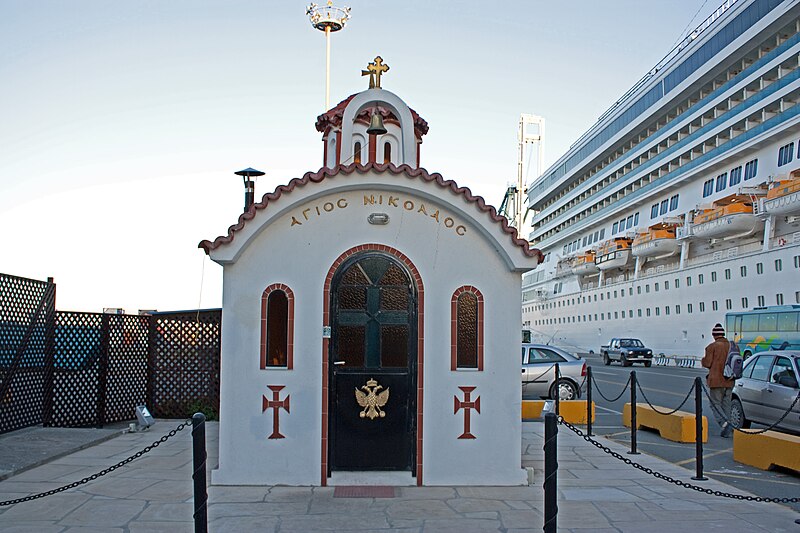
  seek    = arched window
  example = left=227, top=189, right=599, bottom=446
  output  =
left=354, top=141, right=362, bottom=164
left=451, top=286, right=484, bottom=370
left=383, top=142, right=391, bottom=164
left=261, top=284, right=294, bottom=369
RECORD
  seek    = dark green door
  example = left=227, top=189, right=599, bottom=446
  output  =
left=329, top=252, right=417, bottom=471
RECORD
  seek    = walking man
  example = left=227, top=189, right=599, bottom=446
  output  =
left=702, top=323, right=734, bottom=437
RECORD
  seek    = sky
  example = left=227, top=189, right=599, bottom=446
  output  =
left=0, top=0, right=723, bottom=313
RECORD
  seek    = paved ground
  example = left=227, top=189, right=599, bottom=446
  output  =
left=0, top=419, right=798, bottom=532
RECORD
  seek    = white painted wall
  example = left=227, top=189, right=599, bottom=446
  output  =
left=209, top=167, right=537, bottom=486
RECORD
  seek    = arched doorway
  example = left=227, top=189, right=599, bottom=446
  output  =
left=328, top=251, right=418, bottom=472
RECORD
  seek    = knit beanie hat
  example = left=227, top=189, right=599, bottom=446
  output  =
left=712, top=323, right=725, bottom=337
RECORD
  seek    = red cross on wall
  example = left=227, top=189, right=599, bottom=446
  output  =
left=454, top=386, right=481, bottom=439
left=262, top=385, right=290, bottom=439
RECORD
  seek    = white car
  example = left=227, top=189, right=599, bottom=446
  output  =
left=522, top=344, right=586, bottom=401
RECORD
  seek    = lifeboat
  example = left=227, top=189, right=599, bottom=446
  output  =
left=595, top=237, right=633, bottom=271
left=571, top=250, right=599, bottom=275
left=690, top=194, right=760, bottom=240
left=762, top=174, right=800, bottom=216
left=632, top=223, right=680, bottom=259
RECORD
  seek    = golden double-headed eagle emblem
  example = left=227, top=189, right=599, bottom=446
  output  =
left=355, top=378, right=389, bottom=420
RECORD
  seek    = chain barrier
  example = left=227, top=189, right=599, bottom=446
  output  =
left=0, top=419, right=192, bottom=507
left=701, top=383, right=800, bottom=436
left=590, top=373, right=631, bottom=402
left=557, top=416, right=800, bottom=503
left=635, top=378, right=696, bottom=416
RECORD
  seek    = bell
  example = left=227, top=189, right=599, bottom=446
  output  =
left=366, top=111, right=387, bottom=135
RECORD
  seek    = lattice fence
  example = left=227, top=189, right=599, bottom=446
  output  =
left=148, top=310, right=221, bottom=419
left=0, top=274, right=55, bottom=434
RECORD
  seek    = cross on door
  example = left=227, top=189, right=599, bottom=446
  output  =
left=454, top=386, right=481, bottom=439
left=262, top=385, right=290, bottom=439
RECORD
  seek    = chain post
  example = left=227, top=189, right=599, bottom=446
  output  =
left=586, top=365, right=593, bottom=436
left=554, top=363, right=561, bottom=416
left=692, top=377, right=707, bottom=481
left=629, top=370, right=639, bottom=455
left=192, top=413, right=208, bottom=533
left=543, top=412, right=558, bottom=533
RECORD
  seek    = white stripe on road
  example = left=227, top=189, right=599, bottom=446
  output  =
left=594, top=404, right=622, bottom=415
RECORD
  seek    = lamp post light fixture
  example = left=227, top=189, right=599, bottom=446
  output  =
left=235, top=167, right=265, bottom=213
left=306, top=1, right=351, bottom=110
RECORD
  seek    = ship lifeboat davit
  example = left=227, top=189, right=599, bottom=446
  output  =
left=763, top=175, right=800, bottom=216
left=595, top=237, right=633, bottom=271
left=571, top=251, right=599, bottom=275
left=691, top=194, right=760, bottom=240
left=554, top=257, right=573, bottom=278
left=632, top=224, right=680, bottom=259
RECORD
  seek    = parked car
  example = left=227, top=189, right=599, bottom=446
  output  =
left=522, top=344, right=586, bottom=400
left=600, top=338, right=653, bottom=367
left=730, top=350, right=800, bottom=434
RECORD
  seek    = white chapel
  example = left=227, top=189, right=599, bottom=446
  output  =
left=200, top=58, right=542, bottom=486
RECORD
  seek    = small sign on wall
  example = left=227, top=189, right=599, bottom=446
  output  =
left=323, top=326, right=331, bottom=338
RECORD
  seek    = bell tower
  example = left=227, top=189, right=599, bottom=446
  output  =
left=315, top=57, right=429, bottom=169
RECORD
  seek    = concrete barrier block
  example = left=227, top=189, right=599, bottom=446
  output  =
left=522, top=400, right=595, bottom=425
left=733, top=429, right=800, bottom=471
left=622, top=403, right=707, bottom=443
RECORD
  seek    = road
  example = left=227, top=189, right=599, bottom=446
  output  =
left=577, top=353, right=800, bottom=513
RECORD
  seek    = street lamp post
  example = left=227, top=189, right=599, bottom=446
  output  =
left=306, top=2, right=351, bottom=110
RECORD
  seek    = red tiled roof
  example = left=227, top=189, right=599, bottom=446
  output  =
left=198, top=162, right=543, bottom=262
left=315, top=94, right=429, bottom=139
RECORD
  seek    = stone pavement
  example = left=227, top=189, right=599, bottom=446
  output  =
left=0, top=420, right=798, bottom=532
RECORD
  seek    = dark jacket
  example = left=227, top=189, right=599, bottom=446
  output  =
left=702, top=337, right=734, bottom=388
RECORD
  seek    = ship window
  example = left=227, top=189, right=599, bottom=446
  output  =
left=778, top=142, right=794, bottom=167
left=675, top=305, right=680, bottom=315
left=698, top=274, right=704, bottom=284
left=744, top=159, right=758, bottom=180
left=726, top=299, right=732, bottom=310
left=711, top=271, right=717, bottom=282
left=637, top=286, right=641, bottom=295
left=594, top=314, right=598, bottom=321
left=594, top=294, right=597, bottom=302
left=775, top=259, right=782, bottom=272
left=637, top=309, right=642, bottom=317
left=729, top=166, right=742, bottom=186
left=646, top=308, right=651, bottom=317
left=650, top=204, right=659, bottom=219
left=757, top=295, right=765, bottom=307
left=703, top=179, right=714, bottom=197
left=675, top=278, right=680, bottom=288
left=660, top=200, right=669, bottom=215
left=607, top=292, right=610, bottom=300
left=619, top=218, right=625, bottom=231
left=354, top=142, right=362, bottom=164
left=776, top=294, right=784, bottom=306
left=686, top=276, right=692, bottom=287
left=725, top=268, right=731, bottom=280
left=657, top=307, right=662, bottom=316
left=629, top=310, right=633, bottom=318
left=599, top=229, right=605, bottom=239
left=715, top=172, right=727, bottom=192
left=626, top=215, right=633, bottom=228
left=655, top=283, right=659, bottom=292
left=613, top=222, right=619, bottom=234
left=614, top=290, right=618, bottom=298
left=712, top=301, right=719, bottom=312
left=600, top=293, right=604, bottom=301
left=756, top=262, right=763, bottom=274
left=629, top=288, right=633, bottom=296
left=582, top=237, right=587, bottom=247
left=665, top=280, right=670, bottom=290
left=687, top=303, right=693, bottom=314
left=740, top=265, right=747, bottom=277
left=669, top=195, right=679, bottom=211
left=699, top=302, right=705, bottom=312
left=742, top=297, right=748, bottom=308
left=645, top=285, right=650, bottom=294
left=665, top=306, right=670, bottom=316
left=634, top=213, right=639, bottom=226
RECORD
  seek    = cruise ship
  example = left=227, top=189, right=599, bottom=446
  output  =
left=521, top=0, right=800, bottom=356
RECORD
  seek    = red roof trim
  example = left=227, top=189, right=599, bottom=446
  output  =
left=315, top=94, right=429, bottom=139
left=198, top=162, right=543, bottom=262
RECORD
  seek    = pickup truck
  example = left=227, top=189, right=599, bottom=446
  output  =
left=601, top=338, right=653, bottom=367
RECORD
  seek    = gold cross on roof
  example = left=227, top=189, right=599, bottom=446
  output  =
left=362, top=56, right=389, bottom=89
